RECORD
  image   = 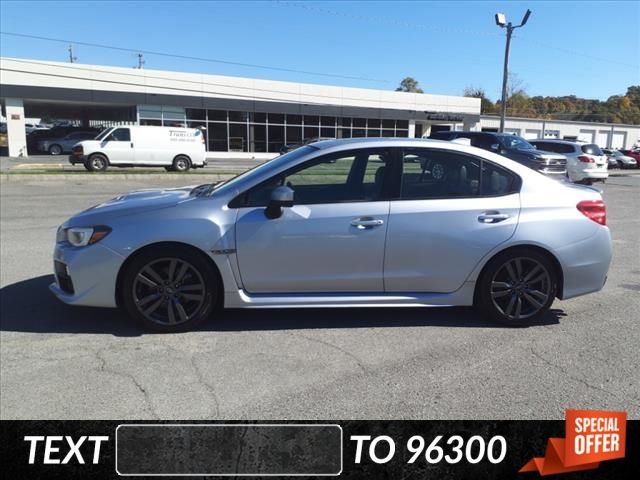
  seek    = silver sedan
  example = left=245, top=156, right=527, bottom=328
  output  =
left=50, top=138, right=612, bottom=332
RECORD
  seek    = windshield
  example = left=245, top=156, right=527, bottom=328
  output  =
left=95, top=128, right=113, bottom=141
left=502, top=135, right=535, bottom=150
left=211, top=146, right=317, bottom=197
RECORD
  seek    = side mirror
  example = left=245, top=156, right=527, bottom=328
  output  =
left=265, top=186, right=294, bottom=219
left=490, top=143, right=500, bottom=151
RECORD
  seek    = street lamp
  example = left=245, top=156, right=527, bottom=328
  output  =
left=495, top=9, right=531, bottom=132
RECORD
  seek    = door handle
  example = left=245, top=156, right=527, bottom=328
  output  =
left=130, top=142, right=134, bottom=148
left=478, top=211, right=510, bottom=223
left=351, top=217, right=384, bottom=229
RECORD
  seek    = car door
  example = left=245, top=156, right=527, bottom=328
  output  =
left=101, top=127, right=134, bottom=164
left=384, top=147, right=520, bottom=293
left=234, top=148, right=393, bottom=293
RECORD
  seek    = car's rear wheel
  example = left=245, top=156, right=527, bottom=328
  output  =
left=121, top=246, right=218, bottom=332
left=48, top=144, right=62, bottom=155
left=477, top=249, right=557, bottom=327
left=87, top=154, right=108, bottom=172
left=173, top=155, right=191, bottom=172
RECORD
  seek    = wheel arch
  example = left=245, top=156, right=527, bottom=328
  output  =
left=473, top=244, right=564, bottom=305
left=88, top=151, right=110, bottom=164
left=115, top=241, right=224, bottom=308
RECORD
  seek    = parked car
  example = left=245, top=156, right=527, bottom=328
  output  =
left=529, top=140, right=609, bottom=184
left=70, top=125, right=207, bottom=171
left=51, top=138, right=612, bottom=332
left=602, top=148, right=637, bottom=169
left=618, top=149, right=640, bottom=168
left=280, top=137, right=335, bottom=154
left=25, top=123, right=49, bottom=134
left=428, top=131, right=567, bottom=178
left=37, top=131, right=98, bottom=155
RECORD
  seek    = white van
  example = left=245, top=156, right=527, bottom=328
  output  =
left=69, top=125, right=207, bottom=172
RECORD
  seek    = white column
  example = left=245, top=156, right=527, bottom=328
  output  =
left=5, top=98, right=27, bottom=157
left=408, top=119, right=416, bottom=138
left=463, top=120, right=480, bottom=132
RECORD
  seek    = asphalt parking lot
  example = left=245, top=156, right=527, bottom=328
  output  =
left=1, top=175, right=639, bottom=420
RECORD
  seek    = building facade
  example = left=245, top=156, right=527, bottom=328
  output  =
left=0, top=57, right=480, bottom=158
left=2, top=57, right=638, bottom=159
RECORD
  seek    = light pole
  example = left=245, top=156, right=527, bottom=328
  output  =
left=495, top=9, right=531, bottom=132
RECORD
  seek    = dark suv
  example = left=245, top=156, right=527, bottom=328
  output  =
left=429, top=131, right=567, bottom=177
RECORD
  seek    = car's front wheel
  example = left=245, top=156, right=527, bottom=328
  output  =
left=121, top=245, right=219, bottom=332
left=48, top=144, right=62, bottom=155
left=87, top=154, right=108, bottom=172
left=477, top=249, right=557, bottom=327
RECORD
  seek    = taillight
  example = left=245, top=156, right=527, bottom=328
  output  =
left=578, top=155, right=594, bottom=163
left=577, top=200, right=606, bottom=226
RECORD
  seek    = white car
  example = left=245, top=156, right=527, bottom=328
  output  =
left=529, top=140, right=608, bottom=184
left=70, top=125, right=207, bottom=172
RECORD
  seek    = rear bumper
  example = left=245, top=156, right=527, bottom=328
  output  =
left=557, top=226, right=612, bottom=300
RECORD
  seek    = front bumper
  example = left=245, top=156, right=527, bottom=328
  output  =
left=50, top=241, right=125, bottom=308
left=69, top=154, right=86, bottom=165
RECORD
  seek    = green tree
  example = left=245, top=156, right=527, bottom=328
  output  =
left=463, top=86, right=495, bottom=114
left=396, top=77, right=424, bottom=93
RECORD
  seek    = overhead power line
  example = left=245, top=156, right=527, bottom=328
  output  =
left=0, top=31, right=391, bottom=84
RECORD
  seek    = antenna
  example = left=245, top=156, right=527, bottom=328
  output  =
left=68, top=44, right=77, bottom=63
left=137, top=53, right=145, bottom=69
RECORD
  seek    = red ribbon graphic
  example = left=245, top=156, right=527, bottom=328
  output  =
left=519, top=410, right=626, bottom=476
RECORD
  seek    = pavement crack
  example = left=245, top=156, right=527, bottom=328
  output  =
left=286, top=332, right=368, bottom=374
left=93, top=348, right=159, bottom=419
left=529, top=347, right=640, bottom=405
left=189, top=352, right=221, bottom=418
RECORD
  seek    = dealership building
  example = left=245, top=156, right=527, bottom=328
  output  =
left=1, top=57, right=639, bottom=158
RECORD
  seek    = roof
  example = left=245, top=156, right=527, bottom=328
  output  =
left=310, top=137, right=450, bottom=150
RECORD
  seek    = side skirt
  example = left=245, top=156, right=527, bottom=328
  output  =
left=223, top=282, right=476, bottom=309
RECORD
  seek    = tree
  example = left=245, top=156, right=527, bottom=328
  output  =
left=463, top=86, right=495, bottom=114
left=396, top=77, right=424, bottom=93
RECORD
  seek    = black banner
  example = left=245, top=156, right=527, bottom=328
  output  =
left=2, top=420, right=638, bottom=479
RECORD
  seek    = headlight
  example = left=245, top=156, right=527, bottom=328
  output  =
left=65, top=226, right=112, bottom=247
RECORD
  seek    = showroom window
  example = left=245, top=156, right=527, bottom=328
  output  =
left=142, top=105, right=413, bottom=152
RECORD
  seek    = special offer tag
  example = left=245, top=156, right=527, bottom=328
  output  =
left=520, top=409, right=627, bottom=476
left=564, top=409, right=626, bottom=466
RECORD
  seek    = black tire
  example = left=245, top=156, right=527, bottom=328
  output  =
left=476, top=248, right=557, bottom=327
left=48, top=144, right=62, bottom=155
left=173, top=155, right=191, bottom=172
left=120, top=245, right=219, bottom=333
left=83, top=163, right=91, bottom=171
left=164, top=166, right=174, bottom=172
left=86, top=154, right=108, bottom=172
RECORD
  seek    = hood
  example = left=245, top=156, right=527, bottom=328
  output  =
left=68, top=185, right=199, bottom=226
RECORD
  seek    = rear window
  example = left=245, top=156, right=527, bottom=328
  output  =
left=581, top=144, right=603, bottom=155
left=532, top=142, right=574, bottom=154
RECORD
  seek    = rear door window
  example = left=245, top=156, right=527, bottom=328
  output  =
left=581, top=144, right=603, bottom=155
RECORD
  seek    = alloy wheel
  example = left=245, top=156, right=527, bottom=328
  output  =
left=132, top=257, right=206, bottom=326
left=490, top=257, right=551, bottom=321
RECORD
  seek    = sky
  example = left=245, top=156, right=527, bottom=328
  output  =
left=1, top=1, right=638, bottom=101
